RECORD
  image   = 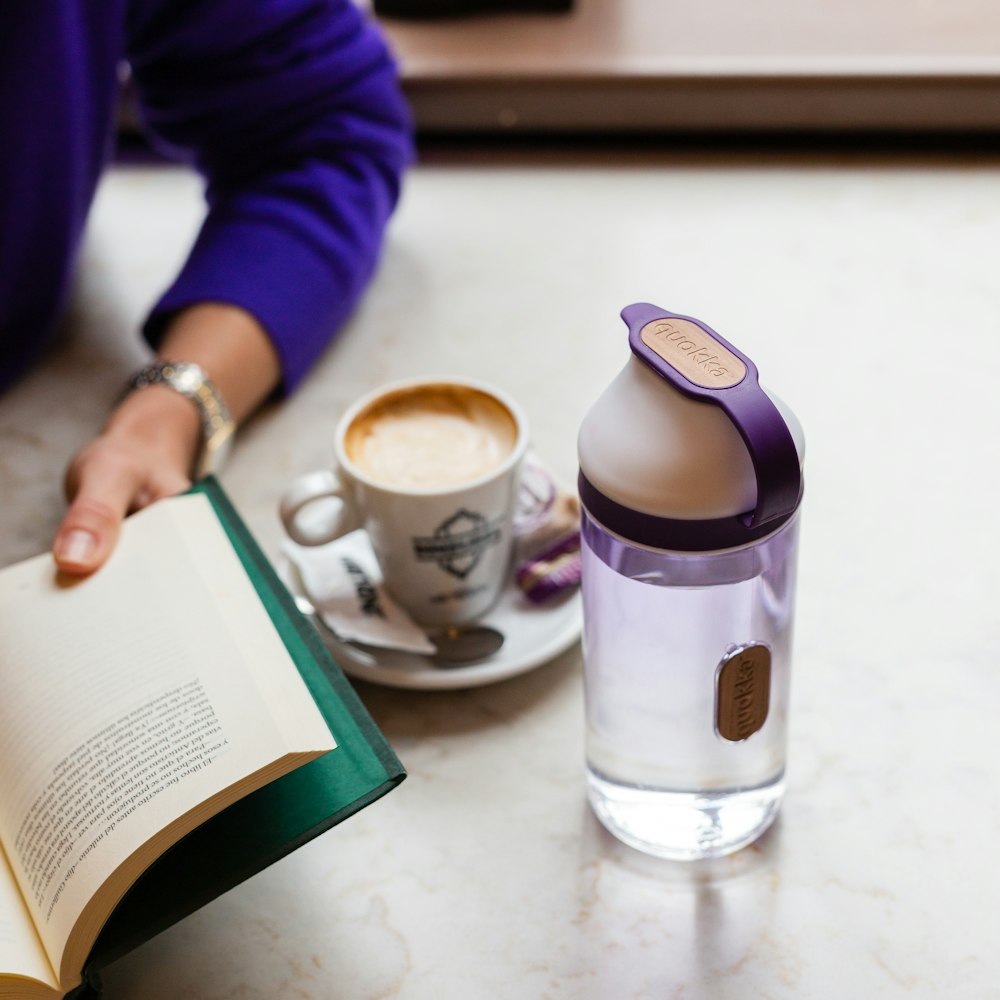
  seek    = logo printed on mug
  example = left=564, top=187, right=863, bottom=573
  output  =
left=412, top=509, right=504, bottom=579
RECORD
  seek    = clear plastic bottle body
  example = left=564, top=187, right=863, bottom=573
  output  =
left=581, top=508, right=800, bottom=860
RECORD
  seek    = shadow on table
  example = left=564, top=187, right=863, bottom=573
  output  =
left=573, top=803, right=786, bottom=990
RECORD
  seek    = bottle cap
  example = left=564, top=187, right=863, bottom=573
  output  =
left=578, top=303, right=803, bottom=551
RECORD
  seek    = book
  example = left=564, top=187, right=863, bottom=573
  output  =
left=0, top=478, right=405, bottom=999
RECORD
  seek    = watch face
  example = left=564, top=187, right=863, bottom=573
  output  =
left=172, top=366, right=205, bottom=395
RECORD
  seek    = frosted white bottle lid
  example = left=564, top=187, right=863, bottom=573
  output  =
left=578, top=303, right=804, bottom=551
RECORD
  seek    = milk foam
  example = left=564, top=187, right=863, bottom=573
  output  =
left=346, top=387, right=517, bottom=490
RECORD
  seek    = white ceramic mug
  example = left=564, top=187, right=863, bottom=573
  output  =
left=279, top=377, right=530, bottom=627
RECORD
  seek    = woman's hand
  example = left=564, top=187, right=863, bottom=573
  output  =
left=52, top=303, right=281, bottom=575
left=53, top=385, right=201, bottom=573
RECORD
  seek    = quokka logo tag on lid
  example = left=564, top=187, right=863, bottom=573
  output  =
left=640, top=317, right=747, bottom=390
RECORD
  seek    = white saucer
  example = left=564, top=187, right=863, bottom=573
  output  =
left=280, top=557, right=582, bottom=690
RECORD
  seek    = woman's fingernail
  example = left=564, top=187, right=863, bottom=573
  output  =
left=56, top=529, right=98, bottom=565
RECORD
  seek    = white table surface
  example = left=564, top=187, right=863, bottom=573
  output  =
left=2, top=144, right=999, bottom=999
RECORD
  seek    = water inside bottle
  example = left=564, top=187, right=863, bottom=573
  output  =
left=581, top=510, right=799, bottom=860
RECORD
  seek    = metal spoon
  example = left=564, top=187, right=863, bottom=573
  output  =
left=288, top=566, right=504, bottom=668
left=425, top=624, right=505, bottom=666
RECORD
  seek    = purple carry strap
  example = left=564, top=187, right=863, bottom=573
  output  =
left=579, top=303, right=803, bottom=552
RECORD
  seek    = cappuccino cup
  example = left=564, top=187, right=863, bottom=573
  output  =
left=280, top=377, right=529, bottom=627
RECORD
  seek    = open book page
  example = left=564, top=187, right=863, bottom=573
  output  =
left=0, top=493, right=334, bottom=989
left=0, top=845, right=56, bottom=993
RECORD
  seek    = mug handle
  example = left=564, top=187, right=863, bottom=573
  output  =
left=279, top=469, right=361, bottom=546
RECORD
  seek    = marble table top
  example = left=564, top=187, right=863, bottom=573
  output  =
left=1, top=144, right=998, bottom=999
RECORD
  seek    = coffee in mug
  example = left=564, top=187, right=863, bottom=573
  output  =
left=280, top=377, right=529, bottom=627
left=343, top=384, right=518, bottom=491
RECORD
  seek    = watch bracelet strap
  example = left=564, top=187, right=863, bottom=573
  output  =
left=125, top=361, right=234, bottom=479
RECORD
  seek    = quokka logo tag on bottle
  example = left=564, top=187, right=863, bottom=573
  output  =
left=715, top=642, right=771, bottom=741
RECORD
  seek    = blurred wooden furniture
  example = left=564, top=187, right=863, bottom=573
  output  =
left=367, top=0, right=1000, bottom=132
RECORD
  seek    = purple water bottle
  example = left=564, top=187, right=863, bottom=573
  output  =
left=578, top=303, right=805, bottom=860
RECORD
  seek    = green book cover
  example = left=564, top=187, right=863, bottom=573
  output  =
left=79, top=478, right=405, bottom=984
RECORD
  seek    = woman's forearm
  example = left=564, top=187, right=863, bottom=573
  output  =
left=153, top=302, right=282, bottom=423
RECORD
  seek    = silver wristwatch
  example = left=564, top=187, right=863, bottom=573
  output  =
left=127, top=361, right=235, bottom=479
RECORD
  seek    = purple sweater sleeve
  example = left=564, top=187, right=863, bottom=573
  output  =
left=126, top=0, right=414, bottom=392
